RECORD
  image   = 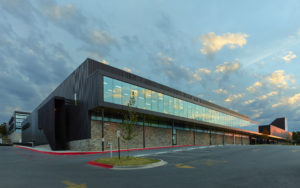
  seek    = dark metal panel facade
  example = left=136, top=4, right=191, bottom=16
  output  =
left=22, top=59, right=101, bottom=145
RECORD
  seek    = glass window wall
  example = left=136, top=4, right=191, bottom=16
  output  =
left=103, top=76, right=256, bottom=131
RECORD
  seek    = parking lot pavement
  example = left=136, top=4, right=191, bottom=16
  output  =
left=2, top=145, right=300, bottom=188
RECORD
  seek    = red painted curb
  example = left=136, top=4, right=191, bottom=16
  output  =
left=87, top=161, right=113, bottom=169
left=14, top=145, right=109, bottom=155
left=15, top=144, right=209, bottom=155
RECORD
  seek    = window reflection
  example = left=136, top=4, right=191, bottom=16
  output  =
left=103, top=76, right=255, bottom=131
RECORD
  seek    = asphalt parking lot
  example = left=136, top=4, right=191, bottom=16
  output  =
left=1, top=145, right=300, bottom=188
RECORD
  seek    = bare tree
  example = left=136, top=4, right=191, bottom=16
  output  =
left=121, top=91, right=138, bottom=156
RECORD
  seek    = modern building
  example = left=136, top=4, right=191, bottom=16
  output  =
left=7, top=111, right=30, bottom=143
left=259, top=117, right=292, bottom=142
left=21, top=59, right=289, bottom=150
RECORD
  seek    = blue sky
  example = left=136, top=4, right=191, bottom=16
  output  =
left=1, top=0, right=300, bottom=131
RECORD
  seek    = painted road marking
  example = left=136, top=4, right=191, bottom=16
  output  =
left=63, top=180, right=87, bottom=188
left=190, top=159, right=228, bottom=166
left=175, top=163, right=195, bottom=169
left=156, top=151, right=168, bottom=154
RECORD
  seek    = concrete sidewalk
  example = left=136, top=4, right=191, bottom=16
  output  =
left=14, top=144, right=227, bottom=156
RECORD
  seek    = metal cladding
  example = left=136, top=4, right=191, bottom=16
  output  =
left=271, top=117, right=287, bottom=131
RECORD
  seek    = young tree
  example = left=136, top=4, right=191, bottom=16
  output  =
left=121, top=91, right=138, bottom=156
left=0, top=122, right=7, bottom=137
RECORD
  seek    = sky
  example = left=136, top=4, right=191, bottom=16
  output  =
left=1, top=0, right=300, bottom=131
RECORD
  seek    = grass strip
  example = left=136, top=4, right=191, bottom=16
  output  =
left=93, top=156, right=160, bottom=166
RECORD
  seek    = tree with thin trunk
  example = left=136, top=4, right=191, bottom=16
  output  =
left=121, top=91, right=138, bottom=156
left=0, top=123, right=7, bottom=138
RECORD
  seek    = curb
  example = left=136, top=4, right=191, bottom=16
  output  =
left=14, top=144, right=210, bottom=156
left=87, top=161, right=113, bottom=168
left=87, top=159, right=167, bottom=170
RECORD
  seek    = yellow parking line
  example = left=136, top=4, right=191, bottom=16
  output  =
left=175, top=163, right=195, bottom=169
left=62, top=180, right=87, bottom=188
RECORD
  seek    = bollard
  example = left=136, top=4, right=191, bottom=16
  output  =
left=108, top=142, right=113, bottom=158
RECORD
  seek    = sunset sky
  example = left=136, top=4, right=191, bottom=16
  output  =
left=1, top=0, right=300, bottom=131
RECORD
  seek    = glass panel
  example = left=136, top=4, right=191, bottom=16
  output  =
left=151, top=91, right=158, bottom=112
left=158, top=93, right=164, bottom=113
left=163, top=95, right=169, bottom=114
left=122, top=82, right=130, bottom=105
left=145, top=89, right=152, bottom=110
left=137, top=87, right=145, bottom=109
left=104, top=76, right=113, bottom=103
left=112, top=79, right=122, bottom=105
left=174, top=98, right=179, bottom=116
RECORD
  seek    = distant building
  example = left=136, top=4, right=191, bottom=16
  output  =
left=21, top=59, right=289, bottom=150
left=259, top=117, right=292, bottom=141
left=7, top=111, right=30, bottom=143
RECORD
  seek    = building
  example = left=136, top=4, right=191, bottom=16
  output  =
left=21, top=59, right=289, bottom=150
left=259, top=117, right=292, bottom=142
left=7, top=111, right=30, bottom=143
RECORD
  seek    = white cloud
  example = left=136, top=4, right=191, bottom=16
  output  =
left=253, top=111, right=263, bottom=118
left=192, top=73, right=202, bottom=81
left=101, top=59, right=109, bottom=65
left=244, top=99, right=255, bottom=105
left=282, top=51, right=296, bottom=63
left=246, top=81, right=263, bottom=92
left=90, top=30, right=115, bottom=46
left=196, top=68, right=211, bottom=74
left=157, top=52, right=173, bottom=66
left=213, top=89, right=228, bottom=94
left=200, top=32, right=248, bottom=55
left=123, top=67, right=131, bottom=73
left=225, top=93, right=243, bottom=102
left=266, top=70, right=295, bottom=89
left=44, top=4, right=76, bottom=20
left=257, top=91, right=278, bottom=100
left=244, top=91, right=277, bottom=105
left=215, top=60, right=240, bottom=73
left=272, top=93, right=300, bottom=108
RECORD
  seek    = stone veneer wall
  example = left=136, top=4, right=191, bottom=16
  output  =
left=243, top=137, right=250, bottom=144
left=145, top=126, right=172, bottom=148
left=235, top=136, right=242, bottom=144
left=177, top=130, right=194, bottom=145
left=225, top=135, right=234, bottom=144
left=68, top=120, right=251, bottom=151
left=211, top=134, right=223, bottom=145
left=8, top=131, right=22, bottom=143
left=195, top=132, right=210, bottom=145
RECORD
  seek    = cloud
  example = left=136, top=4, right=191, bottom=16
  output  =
left=0, top=0, right=37, bottom=23
left=225, top=93, right=244, bottom=102
left=272, top=93, right=300, bottom=108
left=38, top=0, right=117, bottom=57
left=246, top=81, right=263, bottom=92
left=89, top=30, right=115, bottom=46
left=196, top=68, right=211, bottom=75
left=253, top=111, right=263, bottom=118
left=282, top=51, right=296, bottom=63
left=244, top=91, right=277, bottom=105
left=215, top=60, right=240, bottom=73
left=199, top=32, right=248, bottom=55
left=244, top=99, right=255, bottom=105
left=257, top=91, right=278, bottom=100
left=213, top=89, right=228, bottom=94
left=157, top=52, right=173, bottom=65
left=266, top=70, right=295, bottom=89
left=123, top=67, right=132, bottom=73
